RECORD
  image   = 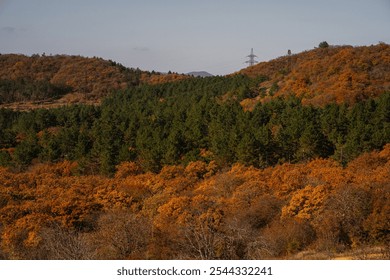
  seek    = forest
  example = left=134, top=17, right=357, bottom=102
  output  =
left=0, top=75, right=388, bottom=175
left=0, top=146, right=389, bottom=259
left=0, top=44, right=389, bottom=259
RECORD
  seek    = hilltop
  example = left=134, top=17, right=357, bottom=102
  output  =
left=239, top=43, right=390, bottom=109
left=0, top=54, right=187, bottom=109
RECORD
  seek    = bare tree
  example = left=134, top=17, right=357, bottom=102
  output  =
left=39, top=223, right=92, bottom=260
left=85, top=210, right=152, bottom=259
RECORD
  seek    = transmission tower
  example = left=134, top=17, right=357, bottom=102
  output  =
left=245, top=48, right=258, bottom=66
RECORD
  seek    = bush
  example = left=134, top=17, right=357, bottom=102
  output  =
left=318, top=41, right=329, bottom=48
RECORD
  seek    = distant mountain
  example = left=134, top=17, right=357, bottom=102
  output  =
left=186, top=71, right=213, bottom=77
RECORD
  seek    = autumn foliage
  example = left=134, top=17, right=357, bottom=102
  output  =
left=0, top=54, right=188, bottom=108
left=0, top=145, right=389, bottom=260
left=0, top=44, right=389, bottom=260
left=239, top=43, right=390, bottom=108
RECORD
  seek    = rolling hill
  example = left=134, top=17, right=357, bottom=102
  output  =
left=239, top=43, right=390, bottom=109
left=0, top=44, right=389, bottom=261
left=0, top=54, right=187, bottom=109
left=1, top=43, right=389, bottom=110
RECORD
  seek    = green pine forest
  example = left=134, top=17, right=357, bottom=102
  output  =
left=1, top=74, right=389, bottom=175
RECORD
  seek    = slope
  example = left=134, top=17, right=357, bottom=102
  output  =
left=0, top=54, right=187, bottom=109
left=239, top=43, right=390, bottom=109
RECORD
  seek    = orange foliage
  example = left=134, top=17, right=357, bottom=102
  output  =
left=1, top=55, right=129, bottom=97
left=281, top=184, right=330, bottom=220
left=239, top=43, right=390, bottom=107
left=115, top=162, right=143, bottom=178
left=0, top=145, right=389, bottom=259
left=0, top=54, right=188, bottom=109
left=140, top=72, right=189, bottom=85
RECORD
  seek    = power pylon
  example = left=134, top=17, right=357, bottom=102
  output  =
left=245, top=48, right=258, bottom=66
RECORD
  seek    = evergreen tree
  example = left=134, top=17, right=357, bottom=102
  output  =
left=0, top=150, right=12, bottom=167
left=13, top=133, right=41, bottom=168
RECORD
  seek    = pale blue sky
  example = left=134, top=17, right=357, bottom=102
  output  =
left=1, top=0, right=389, bottom=75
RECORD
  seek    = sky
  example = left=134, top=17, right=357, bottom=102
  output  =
left=1, top=0, right=389, bottom=75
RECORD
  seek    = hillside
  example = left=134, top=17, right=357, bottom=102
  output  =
left=2, top=44, right=389, bottom=110
left=239, top=43, right=390, bottom=109
left=0, top=74, right=388, bottom=174
left=0, top=45, right=388, bottom=171
left=0, top=45, right=389, bottom=261
left=0, top=54, right=187, bottom=109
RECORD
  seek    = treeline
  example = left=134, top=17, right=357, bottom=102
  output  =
left=0, top=145, right=389, bottom=259
left=0, top=75, right=389, bottom=174
left=0, top=78, right=72, bottom=103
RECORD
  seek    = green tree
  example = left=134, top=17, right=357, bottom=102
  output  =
left=318, top=41, right=329, bottom=48
left=39, top=131, right=61, bottom=162
left=13, top=133, right=41, bottom=168
left=0, top=150, right=12, bottom=166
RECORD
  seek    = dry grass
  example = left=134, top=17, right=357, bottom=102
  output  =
left=0, top=93, right=101, bottom=111
left=291, top=246, right=390, bottom=260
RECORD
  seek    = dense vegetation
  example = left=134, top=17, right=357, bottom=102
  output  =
left=240, top=43, right=390, bottom=108
left=0, top=145, right=389, bottom=259
left=0, top=53, right=186, bottom=106
left=0, top=78, right=72, bottom=103
left=0, top=44, right=389, bottom=260
left=0, top=75, right=388, bottom=175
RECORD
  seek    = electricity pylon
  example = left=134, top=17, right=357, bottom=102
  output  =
left=245, top=48, right=258, bottom=66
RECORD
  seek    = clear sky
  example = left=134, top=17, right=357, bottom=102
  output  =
left=1, top=0, right=389, bottom=75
